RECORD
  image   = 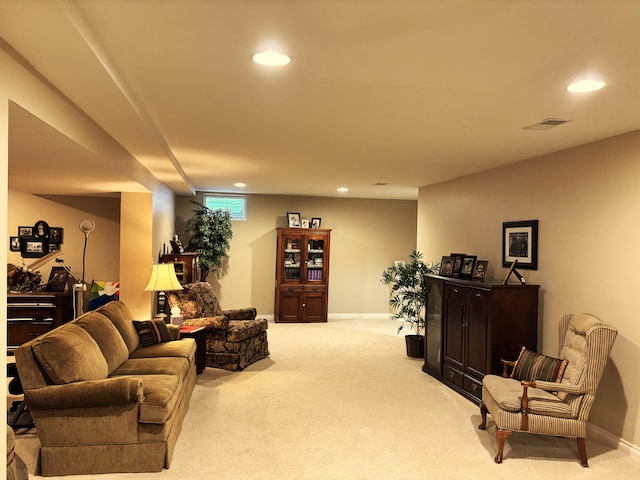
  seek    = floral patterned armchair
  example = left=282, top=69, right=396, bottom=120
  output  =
left=167, top=282, right=269, bottom=371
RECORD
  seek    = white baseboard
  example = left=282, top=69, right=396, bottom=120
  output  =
left=328, top=313, right=394, bottom=320
left=588, top=423, right=640, bottom=457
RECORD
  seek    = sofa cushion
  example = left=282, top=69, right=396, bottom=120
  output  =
left=75, top=312, right=129, bottom=373
left=32, top=324, right=108, bottom=384
left=96, top=301, right=140, bottom=353
left=129, top=338, right=196, bottom=360
left=483, top=375, right=572, bottom=418
left=110, top=356, right=190, bottom=379
left=132, top=374, right=182, bottom=424
left=511, top=347, right=568, bottom=383
left=133, top=320, right=172, bottom=347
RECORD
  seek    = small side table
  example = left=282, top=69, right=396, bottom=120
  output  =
left=179, top=326, right=206, bottom=374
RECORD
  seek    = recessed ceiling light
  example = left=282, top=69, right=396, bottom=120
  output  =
left=566, top=79, right=606, bottom=93
left=337, top=187, right=349, bottom=193
left=233, top=182, right=246, bottom=188
left=252, top=50, right=291, bottom=67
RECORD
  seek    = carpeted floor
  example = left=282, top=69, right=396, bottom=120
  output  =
left=10, top=317, right=640, bottom=479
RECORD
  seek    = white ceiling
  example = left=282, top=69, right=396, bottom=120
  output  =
left=2, top=1, right=640, bottom=200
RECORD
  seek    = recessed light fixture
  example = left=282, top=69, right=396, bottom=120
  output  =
left=252, top=50, right=291, bottom=67
left=233, top=182, right=247, bottom=188
left=337, top=187, right=349, bottom=193
left=566, top=79, right=606, bottom=93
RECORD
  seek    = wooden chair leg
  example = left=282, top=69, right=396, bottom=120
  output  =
left=494, top=429, right=512, bottom=464
left=478, top=401, right=488, bottom=430
left=577, top=437, right=589, bottom=467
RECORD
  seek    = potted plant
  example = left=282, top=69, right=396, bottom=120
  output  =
left=184, top=201, right=233, bottom=281
left=381, top=250, right=439, bottom=358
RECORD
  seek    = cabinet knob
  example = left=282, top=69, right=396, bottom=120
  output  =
left=302, top=303, right=306, bottom=307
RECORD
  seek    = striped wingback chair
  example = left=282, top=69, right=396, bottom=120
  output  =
left=478, top=313, right=617, bottom=467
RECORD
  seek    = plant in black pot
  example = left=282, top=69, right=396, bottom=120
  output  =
left=381, top=251, right=439, bottom=358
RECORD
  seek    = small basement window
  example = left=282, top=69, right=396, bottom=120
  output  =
left=203, top=194, right=247, bottom=221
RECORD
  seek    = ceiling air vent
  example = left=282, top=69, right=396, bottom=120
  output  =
left=523, top=118, right=570, bottom=130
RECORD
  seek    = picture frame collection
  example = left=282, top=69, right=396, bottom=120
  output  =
left=10, top=220, right=64, bottom=258
left=286, top=212, right=322, bottom=229
left=439, top=253, right=488, bottom=280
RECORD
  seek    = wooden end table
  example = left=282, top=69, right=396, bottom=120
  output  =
left=179, top=326, right=206, bottom=374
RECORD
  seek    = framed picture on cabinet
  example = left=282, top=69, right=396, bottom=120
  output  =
left=450, top=253, right=465, bottom=276
left=301, top=219, right=310, bottom=228
left=311, top=217, right=322, bottom=228
left=439, top=256, right=454, bottom=276
left=47, top=266, right=69, bottom=292
left=472, top=260, right=488, bottom=280
left=287, top=212, right=301, bottom=228
left=460, top=256, right=477, bottom=277
left=502, top=219, right=538, bottom=270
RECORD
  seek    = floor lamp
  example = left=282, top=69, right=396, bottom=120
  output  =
left=145, top=263, right=183, bottom=320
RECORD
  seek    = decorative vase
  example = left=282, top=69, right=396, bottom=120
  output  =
left=405, top=334, right=425, bottom=358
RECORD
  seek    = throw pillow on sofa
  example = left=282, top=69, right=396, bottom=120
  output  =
left=133, top=320, right=172, bottom=347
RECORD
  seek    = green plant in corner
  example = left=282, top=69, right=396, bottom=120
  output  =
left=184, top=201, right=233, bottom=281
left=381, top=251, right=439, bottom=357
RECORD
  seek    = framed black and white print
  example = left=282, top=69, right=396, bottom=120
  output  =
left=10, top=236, right=20, bottom=252
left=311, top=217, right=322, bottom=228
left=287, top=212, right=301, bottom=228
left=502, top=220, right=538, bottom=270
left=19, top=236, right=49, bottom=258
left=49, top=227, right=64, bottom=244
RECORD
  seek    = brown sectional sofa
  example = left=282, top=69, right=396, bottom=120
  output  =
left=14, top=301, right=197, bottom=476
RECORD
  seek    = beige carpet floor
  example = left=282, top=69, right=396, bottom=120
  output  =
left=11, top=317, right=640, bottom=479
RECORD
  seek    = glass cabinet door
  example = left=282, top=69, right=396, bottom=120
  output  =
left=282, top=234, right=302, bottom=282
left=425, top=280, right=443, bottom=374
left=306, top=237, right=325, bottom=282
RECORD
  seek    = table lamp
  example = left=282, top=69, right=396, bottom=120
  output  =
left=144, top=263, right=183, bottom=320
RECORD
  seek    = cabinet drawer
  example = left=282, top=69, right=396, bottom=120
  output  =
left=8, top=321, right=53, bottom=345
left=280, top=285, right=303, bottom=293
left=303, top=284, right=326, bottom=293
left=8, top=305, right=56, bottom=320
left=443, top=364, right=464, bottom=388
left=463, top=374, right=483, bottom=400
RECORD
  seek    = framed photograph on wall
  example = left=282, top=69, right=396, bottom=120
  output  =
left=18, top=226, right=33, bottom=237
left=19, top=236, right=49, bottom=258
left=287, top=212, right=301, bottom=228
left=10, top=236, right=20, bottom=252
left=502, top=220, right=538, bottom=270
left=47, top=266, right=69, bottom=292
left=49, top=227, right=64, bottom=244
left=439, top=256, right=454, bottom=276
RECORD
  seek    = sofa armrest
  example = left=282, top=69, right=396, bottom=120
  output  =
left=183, top=315, right=229, bottom=330
left=223, top=308, right=257, bottom=320
left=25, top=376, right=143, bottom=410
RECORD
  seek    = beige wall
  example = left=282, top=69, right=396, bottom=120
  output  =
left=1, top=43, right=176, bottom=319
left=175, top=193, right=417, bottom=315
left=417, top=129, right=640, bottom=447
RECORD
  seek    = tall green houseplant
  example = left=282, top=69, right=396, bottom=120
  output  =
left=184, top=201, right=233, bottom=281
left=381, top=250, right=439, bottom=357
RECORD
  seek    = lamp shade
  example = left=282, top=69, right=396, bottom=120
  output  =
left=144, top=264, right=183, bottom=292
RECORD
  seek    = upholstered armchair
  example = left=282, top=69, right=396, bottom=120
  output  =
left=166, top=282, right=269, bottom=371
left=479, top=313, right=617, bottom=467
